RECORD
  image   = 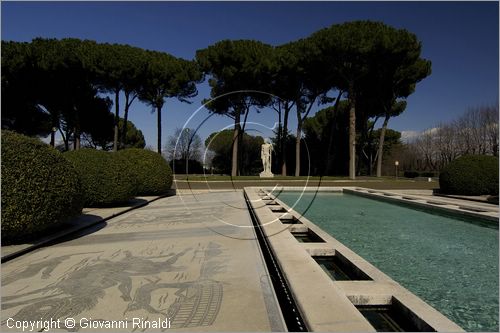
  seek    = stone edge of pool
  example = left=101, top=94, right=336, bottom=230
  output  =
left=245, top=186, right=469, bottom=332
left=347, top=187, right=499, bottom=223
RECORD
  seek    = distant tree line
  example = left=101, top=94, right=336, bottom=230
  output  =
left=3, top=20, right=432, bottom=178
left=297, top=100, right=403, bottom=176
left=164, top=127, right=205, bottom=174
left=398, top=105, right=499, bottom=172
left=196, top=21, right=431, bottom=178
left=2, top=38, right=201, bottom=153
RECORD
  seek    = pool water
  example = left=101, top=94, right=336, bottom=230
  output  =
left=278, top=192, right=499, bottom=332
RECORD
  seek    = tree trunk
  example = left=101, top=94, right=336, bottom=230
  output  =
left=376, top=115, right=390, bottom=177
left=276, top=104, right=282, bottom=174
left=281, top=105, right=290, bottom=176
left=113, top=89, right=120, bottom=152
left=295, top=99, right=315, bottom=177
left=121, top=92, right=130, bottom=148
left=121, top=92, right=137, bottom=149
left=239, top=106, right=251, bottom=176
left=295, top=101, right=303, bottom=177
left=50, top=131, right=55, bottom=147
left=157, top=105, right=162, bottom=154
left=75, top=133, right=80, bottom=150
left=295, top=122, right=302, bottom=177
left=368, top=153, right=373, bottom=176
left=73, top=126, right=80, bottom=150
left=231, top=112, right=240, bottom=177
left=325, top=90, right=343, bottom=175
left=348, top=95, right=356, bottom=180
left=59, top=129, right=69, bottom=151
left=237, top=129, right=243, bottom=176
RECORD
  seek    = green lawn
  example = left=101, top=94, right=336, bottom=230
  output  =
left=172, top=174, right=439, bottom=190
left=174, top=175, right=349, bottom=181
left=172, top=174, right=430, bottom=181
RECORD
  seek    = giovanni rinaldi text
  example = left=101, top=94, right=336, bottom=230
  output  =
left=6, top=317, right=172, bottom=331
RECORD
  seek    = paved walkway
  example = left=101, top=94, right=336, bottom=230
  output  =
left=1, top=191, right=285, bottom=332
left=2, top=197, right=160, bottom=261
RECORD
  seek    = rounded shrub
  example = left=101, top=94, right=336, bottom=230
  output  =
left=439, top=155, right=499, bottom=196
left=64, top=149, right=136, bottom=206
left=117, top=148, right=173, bottom=195
left=1, top=130, right=83, bottom=241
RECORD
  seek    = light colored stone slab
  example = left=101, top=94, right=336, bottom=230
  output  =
left=245, top=186, right=465, bottom=332
left=246, top=188, right=376, bottom=332
left=1, top=192, right=285, bottom=332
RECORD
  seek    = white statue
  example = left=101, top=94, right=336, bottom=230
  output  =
left=260, top=140, right=274, bottom=178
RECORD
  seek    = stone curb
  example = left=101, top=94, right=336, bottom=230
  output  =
left=245, top=186, right=465, bottom=332
left=1, top=190, right=176, bottom=263
left=433, top=192, right=499, bottom=205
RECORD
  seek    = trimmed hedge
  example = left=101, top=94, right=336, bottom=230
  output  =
left=420, top=171, right=435, bottom=178
left=117, top=148, right=173, bottom=195
left=404, top=170, right=419, bottom=178
left=170, top=158, right=204, bottom=174
left=439, top=155, right=499, bottom=196
left=404, top=171, right=436, bottom=178
left=64, top=149, right=136, bottom=206
left=1, top=130, right=83, bottom=241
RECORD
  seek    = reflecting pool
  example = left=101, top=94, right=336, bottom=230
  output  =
left=279, top=192, right=498, bottom=332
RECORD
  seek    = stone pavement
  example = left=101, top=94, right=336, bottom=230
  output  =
left=1, top=197, right=161, bottom=262
left=1, top=191, right=285, bottom=332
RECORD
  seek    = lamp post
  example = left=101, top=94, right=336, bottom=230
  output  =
left=395, top=161, right=399, bottom=180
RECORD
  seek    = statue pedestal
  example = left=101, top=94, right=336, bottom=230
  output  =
left=260, top=171, right=274, bottom=178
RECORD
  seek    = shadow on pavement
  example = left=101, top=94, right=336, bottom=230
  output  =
left=1, top=214, right=107, bottom=262
left=44, top=217, right=108, bottom=246
left=83, top=198, right=149, bottom=211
